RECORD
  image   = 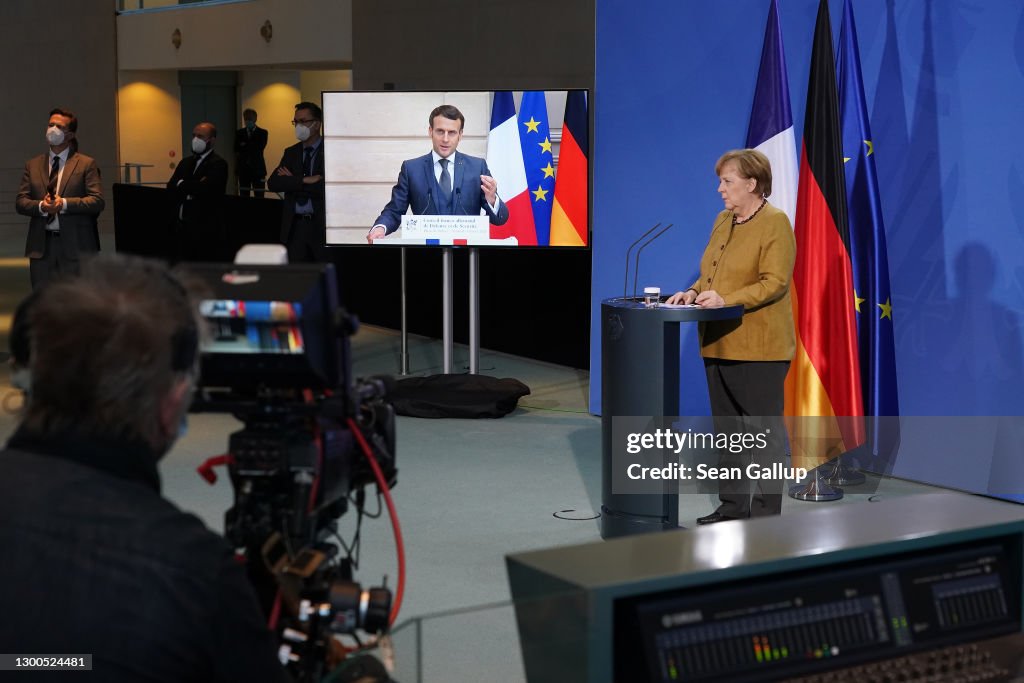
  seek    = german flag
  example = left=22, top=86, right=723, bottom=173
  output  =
left=785, top=0, right=864, bottom=464
left=549, top=90, right=588, bottom=246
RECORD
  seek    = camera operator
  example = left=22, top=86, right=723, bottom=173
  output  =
left=0, top=255, right=289, bottom=682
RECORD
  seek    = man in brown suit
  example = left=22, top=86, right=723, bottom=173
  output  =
left=16, top=107, right=104, bottom=289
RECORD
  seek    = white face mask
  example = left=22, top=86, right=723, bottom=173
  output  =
left=46, top=126, right=65, bottom=146
left=191, top=137, right=207, bottom=154
left=294, top=124, right=311, bottom=142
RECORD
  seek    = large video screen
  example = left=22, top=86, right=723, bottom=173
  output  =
left=323, top=90, right=589, bottom=248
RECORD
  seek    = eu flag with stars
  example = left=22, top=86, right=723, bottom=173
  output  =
left=838, top=0, right=900, bottom=460
left=517, top=91, right=554, bottom=245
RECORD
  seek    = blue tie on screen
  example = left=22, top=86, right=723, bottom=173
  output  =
left=438, top=158, right=452, bottom=214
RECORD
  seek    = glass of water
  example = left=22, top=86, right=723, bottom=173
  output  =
left=643, top=286, right=660, bottom=308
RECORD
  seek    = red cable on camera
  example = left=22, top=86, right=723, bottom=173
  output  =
left=345, top=417, right=405, bottom=627
left=268, top=588, right=283, bottom=630
left=196, top=453, right=234, bottom=484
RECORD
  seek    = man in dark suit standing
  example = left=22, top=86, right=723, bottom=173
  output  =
left=267, top=101, right=326, bottom=263
left=16, top=107, right=105, bottom=289
left=234, top=108, right=268, bottom=198
left=367, top=104, right=509, bottom=243
left=167, top=122, right=228, bottom=262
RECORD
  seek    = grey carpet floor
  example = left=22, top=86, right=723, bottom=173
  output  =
left=0, top=253, right=948, bottom=682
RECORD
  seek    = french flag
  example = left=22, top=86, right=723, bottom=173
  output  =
left=486, top=91, right=537, bottom=245
left=746, top=0, right=798, bottom=227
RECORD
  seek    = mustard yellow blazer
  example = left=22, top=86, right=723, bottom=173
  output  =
left=688, top=203, right=796, bottom=361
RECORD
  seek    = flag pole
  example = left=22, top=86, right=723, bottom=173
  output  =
left=821, top=452, right=866, bottom=486
left=790, top=467, right=843, bottom=501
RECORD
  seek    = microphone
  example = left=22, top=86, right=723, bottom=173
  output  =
left=454, top=187, right=466, bottom=215
left=647, top=211, right=729, bottom=301
left=417, top=190, right=434, bottom=215
left=623, top=223, right=662, bottom=299
left=632, top=223, right=674, bottom=300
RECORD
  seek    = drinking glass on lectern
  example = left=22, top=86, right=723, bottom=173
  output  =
left=643, top=287, right=660, bottom=308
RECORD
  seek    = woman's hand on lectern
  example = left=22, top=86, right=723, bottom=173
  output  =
left=695, top=290, right=725, bottom=308
left=665, top=289, right=697, bottom=305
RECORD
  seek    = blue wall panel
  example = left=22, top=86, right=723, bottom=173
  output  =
left=593, top=0, right=1024, bottom=494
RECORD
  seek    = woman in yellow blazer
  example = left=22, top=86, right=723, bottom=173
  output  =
left=666, top=149, right=796, bottom=525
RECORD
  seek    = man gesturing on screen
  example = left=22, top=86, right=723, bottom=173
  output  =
left=367, top=104, right=509, bottom=243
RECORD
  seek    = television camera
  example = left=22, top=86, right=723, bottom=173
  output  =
left=188, top=262, right=398, bottom=683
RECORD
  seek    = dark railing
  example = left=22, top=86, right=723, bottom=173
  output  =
left=121, top=162, right=155, bottom=184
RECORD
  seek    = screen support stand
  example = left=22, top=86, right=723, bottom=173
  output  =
left=400, top=247, right=410, bottom=375
left=440, top=247, right=481, bottom=375
left=469, top=248, right=480, bottom=374
left=443, top=247, right=453, bottom=373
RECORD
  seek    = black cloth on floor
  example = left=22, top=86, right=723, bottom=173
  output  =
left=391, top=374, right=531, bottom=418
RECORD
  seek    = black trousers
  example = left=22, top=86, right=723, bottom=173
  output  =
left=286, top=214, right=327, bottom=263
left=704, top=359, right=790, bottom=518
left=30, top=232, right=81, bottom=290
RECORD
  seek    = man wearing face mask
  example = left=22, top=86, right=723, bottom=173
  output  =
left=267, top=101, right=327, bottom=263
left=234, top=108, right=268, bottom=198
left=166, top=121, right=228, bottom=262
left=0, top=254, right=290, bottom=682
left=15, top=107, right=105, bottom=289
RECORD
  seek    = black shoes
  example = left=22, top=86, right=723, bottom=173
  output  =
left=696, top=510, right=745, bottom=525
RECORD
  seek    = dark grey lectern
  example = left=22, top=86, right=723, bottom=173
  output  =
left=600, top=297, right=743, bottom=539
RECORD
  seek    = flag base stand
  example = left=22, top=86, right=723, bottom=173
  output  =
left=789, top=469, right=843, bottom=502
left=821, top=456, right=866, bottom=487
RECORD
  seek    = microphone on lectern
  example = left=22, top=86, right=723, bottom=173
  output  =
left=623, top=222, right=662, bottom=299
left=632, top=223, right=674, bottom=300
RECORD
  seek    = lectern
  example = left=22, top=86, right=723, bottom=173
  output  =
left=600, top=297, right=743, bottom=538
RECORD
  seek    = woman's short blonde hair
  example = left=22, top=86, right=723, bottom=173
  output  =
left=715, top=149, right=773, bottom=198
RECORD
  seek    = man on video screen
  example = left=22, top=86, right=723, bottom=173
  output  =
left=367, top=104, right=509, bottom=242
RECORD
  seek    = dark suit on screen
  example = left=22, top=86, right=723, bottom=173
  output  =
left=267, top=140, right=326, bottom=263
left=166, top=150, right=228, bottom=262
left=373, top=151, right=509, bottom=235
left=234, top=125, right=268, bottom=197
left=16, top=150, right=104, bottom=289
